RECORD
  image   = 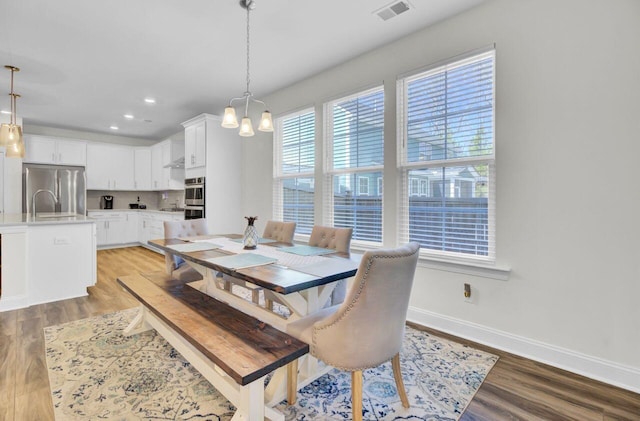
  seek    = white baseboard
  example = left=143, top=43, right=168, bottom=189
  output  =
left=407, top=306, right=640, bottom=394
left=0, top=294, right=29, bottom=312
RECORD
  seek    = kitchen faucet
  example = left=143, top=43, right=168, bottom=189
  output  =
left=32, top=189, right=59, bottom=216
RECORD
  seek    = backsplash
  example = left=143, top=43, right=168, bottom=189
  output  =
left=87, top=190, right=185, bottom=210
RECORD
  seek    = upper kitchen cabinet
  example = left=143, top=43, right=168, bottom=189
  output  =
left=182, top=113, right=242, bottom=234
left=24, top=135, right=86, bottom=166
left=151, top=138, right=184, bottom=191
left=133, top=147, right=152, bottom=190
left=86, top=143, right=134, bottom=190
left=183, top=117, right=207, bottom=170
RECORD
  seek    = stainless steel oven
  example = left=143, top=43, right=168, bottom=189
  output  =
left=185, top=177, right=205, bottom=219
left=185, top=177, right=205, bottom=206
left=184, top=205, right=204, bottom=220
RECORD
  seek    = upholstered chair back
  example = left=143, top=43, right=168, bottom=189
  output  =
left=307, top=242, right=420, bottom=370
left=308, top=226, right=353, bottom=253
left=262, top=220, right=296, bottom=243
left=163, top=219, right=209, bottom=276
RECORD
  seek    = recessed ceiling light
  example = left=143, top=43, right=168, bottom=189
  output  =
left=144, top=98, right=156, bottom=104
left=0, top=110, right=11, bottom=115
left=110, top=125, right=119, bottom=130
left=124, top=114, right=134, bottom=120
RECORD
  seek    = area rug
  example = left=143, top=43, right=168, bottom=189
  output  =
left=44, top=308, right=497, bottom=420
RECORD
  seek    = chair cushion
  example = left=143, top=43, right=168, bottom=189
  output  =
left=287, top=305, right=340, bottom=344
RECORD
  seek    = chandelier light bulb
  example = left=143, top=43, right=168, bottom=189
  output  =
left=222, top=106, right=239, bottom=128
left=239, top=117, right=255, bottom=137
left=258, top=111, right=274, bottom=132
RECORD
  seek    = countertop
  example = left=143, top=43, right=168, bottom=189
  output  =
left=0, top=213, right=96, bottom=227
left=87, top=208, right=184, bottom=216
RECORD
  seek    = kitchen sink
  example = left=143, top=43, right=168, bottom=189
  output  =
left=159, top=208, right=185, bottom=212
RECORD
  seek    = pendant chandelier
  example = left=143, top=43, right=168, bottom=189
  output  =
left=0, top=65, right=25, bottom=158
left=221, top=0, right=273, bottom=137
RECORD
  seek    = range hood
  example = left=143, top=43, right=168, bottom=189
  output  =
left=163, top=156, right=185, bottom=169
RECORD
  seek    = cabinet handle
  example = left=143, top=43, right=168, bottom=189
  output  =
left=191, top=155, right=195, bottom=165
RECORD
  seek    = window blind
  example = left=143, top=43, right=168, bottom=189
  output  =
left=324, top=86, right=384, bottom=244
left=273, top=109, right=315, bottom=235
left=398, top=50, right=495, bottom=261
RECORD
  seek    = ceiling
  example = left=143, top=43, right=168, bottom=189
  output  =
left=0, top=0, right=484, bottom=141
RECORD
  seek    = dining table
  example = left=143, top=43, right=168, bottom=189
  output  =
left=148, top=233, right=362, bottom=405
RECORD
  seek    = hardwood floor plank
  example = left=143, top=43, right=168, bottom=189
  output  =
left=1, top=246, right=638, bottom=420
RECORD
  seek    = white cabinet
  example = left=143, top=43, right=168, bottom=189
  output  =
left=89, top=211, right=128, bottom=246
left=24, top=135, right=86, bottom=166
left=27, top=223, right=96, bottom=305
left=86, top=143, right=134, bottom=190
left=182, top=114, right=243, bottom=234
left=134, top=148, right=152, bottom=190
left=123, top=212, right=138, bottom=243
left=138, top=211, right=183, bottom=250
left=151, top=139, right=184, bottom=191
left=184, top=121, right=206, bottom=169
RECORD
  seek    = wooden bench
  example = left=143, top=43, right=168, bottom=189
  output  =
left=117, top=273, right=309, bottom=421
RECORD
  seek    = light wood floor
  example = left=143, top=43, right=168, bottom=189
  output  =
left=0, top=246, right=638, bottom=420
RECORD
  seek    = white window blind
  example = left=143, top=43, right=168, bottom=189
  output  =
left=324, top=86, right=384, bottom=244
left=398, top=49, right=495, bottom=261
left=273, top=109, right=315, bottom=235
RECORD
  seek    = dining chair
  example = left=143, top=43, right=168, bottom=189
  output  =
left=163, top=219, right=210, bottom=282
left=285, top=242, right=420, bottom=420
left=308, top=225, right=353, bottom=306
left=262, top=220, right=296, bottom=243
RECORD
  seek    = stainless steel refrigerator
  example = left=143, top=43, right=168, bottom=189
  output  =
left=22, top=163, right=86, bottom=215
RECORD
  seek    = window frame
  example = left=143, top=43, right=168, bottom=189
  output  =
left=272, top=107, right=316, bottom=235
left=323, top=85, right=385, bottom=247
left=397, top=48, right=496, bottom=264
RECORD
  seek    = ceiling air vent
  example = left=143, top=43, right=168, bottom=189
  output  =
left=374, top=1, right=412, bottom=21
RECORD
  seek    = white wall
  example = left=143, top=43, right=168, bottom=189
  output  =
left=242, top=0, right=640, bottom=391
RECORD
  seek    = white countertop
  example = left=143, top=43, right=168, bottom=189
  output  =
left=0, top=213, right=96, bottom=227
left=87, top=208, right=184, bottom=215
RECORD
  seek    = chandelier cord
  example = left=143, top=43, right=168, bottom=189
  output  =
left=245, top=2, right=251, bottom=96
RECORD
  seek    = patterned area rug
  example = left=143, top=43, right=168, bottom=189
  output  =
left=44, top=309, right=497, bottom=420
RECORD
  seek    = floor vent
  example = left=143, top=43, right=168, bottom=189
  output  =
left=375, top=1, right=412, bottom=21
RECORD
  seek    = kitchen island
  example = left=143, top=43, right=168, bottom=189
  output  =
left=0, top=213, right=96, bottom=311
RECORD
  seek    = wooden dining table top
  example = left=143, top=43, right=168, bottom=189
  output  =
left=149, top=235, right=361, bottom=295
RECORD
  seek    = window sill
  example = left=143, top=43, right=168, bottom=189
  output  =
left=417, top=256, right=510, bottom=281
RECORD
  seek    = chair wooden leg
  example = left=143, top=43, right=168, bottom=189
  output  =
left=392, top=353, right=410, bottom=408
left=265, top=298, right=273, bottom=311
left=287, top=359, right=298, bottom=405
left=251, top=289, right=260, bottom=305
left=352, top=370, right=363, bottom=421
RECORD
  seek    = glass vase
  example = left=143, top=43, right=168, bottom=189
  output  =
left=243, top=216, right=258, bottom=250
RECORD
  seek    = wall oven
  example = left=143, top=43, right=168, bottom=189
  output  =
left=184, top=205, right=204, bottom=220
left=184, top=177, right=205, bottom=220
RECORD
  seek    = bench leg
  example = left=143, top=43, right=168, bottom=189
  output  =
left=232, top=379, right=265, bottom=421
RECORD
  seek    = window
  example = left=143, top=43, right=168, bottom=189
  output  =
left=325, top=86, right=384, bottom=244
left=273, top=109, right=315, bottom=235
left=398, top=49, right=495, bottom=261
left=357, top=176, right=370, bottom=195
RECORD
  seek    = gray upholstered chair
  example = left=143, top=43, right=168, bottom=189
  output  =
left=163, top=219, right=210, bottom=282
left=285, top=242, right=420, bottom=420
left=262, top=220, right=296, bottom=243
left=309, top=225, right=353, bottom=306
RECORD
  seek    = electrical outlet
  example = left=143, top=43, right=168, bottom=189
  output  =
left=464, top=283, right=472, bottom=303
